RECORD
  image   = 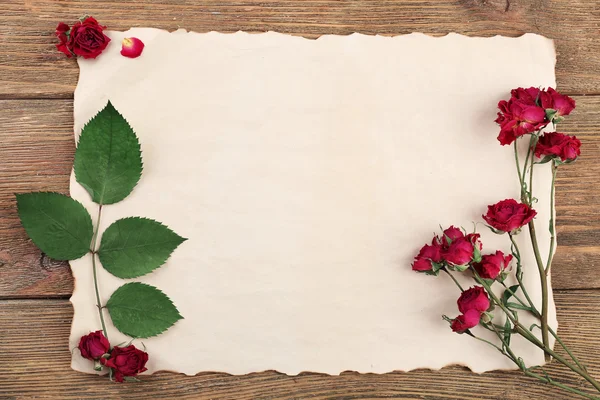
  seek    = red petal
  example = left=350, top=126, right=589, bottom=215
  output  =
left=121, top=37, right=145, bottom=58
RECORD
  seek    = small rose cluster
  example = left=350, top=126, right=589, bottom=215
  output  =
left=496, top=86, right=576, bottom=146
left=78, top=331, right=148, bottom=383
left=412, top=199, right=537, bottom=333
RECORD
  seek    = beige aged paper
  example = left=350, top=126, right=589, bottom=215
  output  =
left=70, top=29, right=557, bottom=375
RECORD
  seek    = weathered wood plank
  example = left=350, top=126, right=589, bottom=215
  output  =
left=0, top=0, right=599, bottom=98
left=1, top=96, right=599, bottom=296
left=1, top=291, right=599, bottom=399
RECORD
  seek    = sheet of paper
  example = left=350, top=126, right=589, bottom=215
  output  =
left=70, top=29, right=557, bottom=375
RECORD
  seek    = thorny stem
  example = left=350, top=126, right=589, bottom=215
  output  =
left=90, top=205, right=108, bottom=340
left=546, top=162, right=559, bottom=273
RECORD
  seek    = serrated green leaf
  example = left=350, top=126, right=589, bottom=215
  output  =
left=106, top=282, right=182, bottom=338
left=98, top=217, right=186, bottom=278
left=74, top=101, right=143, bottom=205
left=16, top=192, right=93, bottom=260
left=502, top=285, right=520, bottom=305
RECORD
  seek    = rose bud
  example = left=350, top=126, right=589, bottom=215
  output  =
left=443, top=237, right=474, bottom=267
left=55, top=22, right=72, bottom=57
left=473, top=250, right=513, bottom=280
left=101, top=344, right=148, bottom=383
left=78, top=330, right=110, bottom=360
left=121, top=37, right=145, bottom=58
left=482, top=199, right=537, bottom=234
left=412, top=237, right=443, bottom=272
left=443, top=225, right=464, bottom=242
left=68, top=17, right=111, bottom=59
left=535, top=132, right=581, bottom=162
left=540, top=88, right=576, bottom=118
left=451, top=309, right=481, bottom=333
left=457, top=286, right=490, bottom=314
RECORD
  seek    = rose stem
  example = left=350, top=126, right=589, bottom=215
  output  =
left=90, top=205, right=108, bottom=341
left=471, top=326, right=600, bottom=399
left=508, top=233, right=539, bottom=314
left=524, top=134, right=551, bottom=360
left=443, top=269, right=464, bottom=292
left=475, top=274, right=600, bottom=392
left=546, top=161, right=559, bottom=273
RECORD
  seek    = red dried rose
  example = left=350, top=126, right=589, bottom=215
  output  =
left=496, top=100, right=548, bottom=145
left=473, top=250, right=513, bottom=280
left=483, top=199, right=537, bottom=234
left=412, top=237, right=443, bottom=272
left=457, top=286, right=490, bottom=314
left=451, top=309, right=481, bottom=333
left=443, top=236, right=475, bottom=266
left=101, top=345, right=148, bottom=383
left=443, top=226, right=464, bottom=241
left=78, top=330, right=110, bottom=360
left=55, top=22, right=72, bottom=57
left=121, top=37, right=145, bottom=58
left=540, top=88, right=576, bottom=118
left=68, top=17, right=110, bottom=59
left=535, top=132, right=581, bottom=162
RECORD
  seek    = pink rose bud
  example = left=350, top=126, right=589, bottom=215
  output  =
left=78, top=330, right=110, bottom=360
left=121, top=37, right=145, bottom=58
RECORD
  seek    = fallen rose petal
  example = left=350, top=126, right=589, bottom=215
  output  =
left=121, top=37, right=145, bottom=58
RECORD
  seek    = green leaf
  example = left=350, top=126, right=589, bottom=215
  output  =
left=98, top=217, right=187, bottom=278
left=16, top=192, right=93, bottom=260
left=506, top=302, right=533, bottom=311
left=106, top=282, right=183, bottom=338
left=502, top=285, right=520, bottom=305
left=74, top=101, right=143, bottom=205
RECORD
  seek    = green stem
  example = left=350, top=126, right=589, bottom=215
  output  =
left=90, top=205, right=108, bottom=341
left=524, top=134, right=550, bottom=360
left=508, top=234, right=539, bottom=315
left=514, top=141, right=527, bottom=201
left=475, top=275, right=600, bottom=393
left=474, top=326, right=599, bottom=399
left=443, top=269, right=464, bottom=292
left=546, top=162, right=558, bottom=273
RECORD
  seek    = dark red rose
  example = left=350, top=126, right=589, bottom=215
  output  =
left=540, top=88, right=576, bottom=117
left=101, top=345, right=148, bottom=383
left=443, top=237, right=474, bottom=266
left=535, top=132, right=581, bottom=162
left=511, top=87, right=541, bottom=106
left=55, top=22, right=72, bottom=57
left=68, top=17, right=110, bottom=59
left=483, top=199, right=537, bottom=233
left=473, top=250, right=513, bottom=280
left=412, top=237, right=443, bottom=272
left=443, top=226, right=464, bottom=241
left=496, top=100, right=547, bottom=145
left=78, top=330, right=110, bottom=360
left=457, top=286, right=490, bottom=314
left=451, top=309, right=481, bottom=333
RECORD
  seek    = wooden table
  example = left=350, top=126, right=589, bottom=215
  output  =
left=1, top=1, right=599, bottom=398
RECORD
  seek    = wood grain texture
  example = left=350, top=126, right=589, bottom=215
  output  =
left=1, top=291, right=599, bottom=399
left=1, top=0, right=600, bottom=98
left=1, top=97, right=599, bottom=297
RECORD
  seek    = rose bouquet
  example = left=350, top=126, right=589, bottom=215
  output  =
left=412, top=87, right=599, bottom=398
